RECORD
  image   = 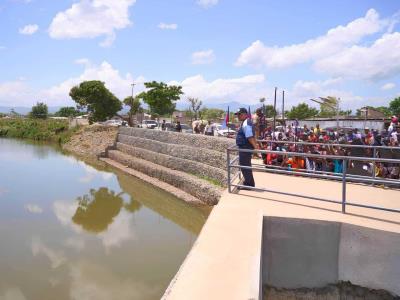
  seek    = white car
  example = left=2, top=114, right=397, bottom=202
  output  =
left=214, top=124, right=236, bottom=137
left=140, top=120, right=158, bottom=129
left=103, top=119, right=122, bottom=127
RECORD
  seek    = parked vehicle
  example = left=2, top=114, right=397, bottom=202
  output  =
left=103, top=119, right=122, bottom=127
left=140, top=120, right=158, bottom=129
left=214, top=123, right=236, bottom=138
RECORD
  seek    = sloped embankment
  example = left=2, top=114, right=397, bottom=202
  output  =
left=104, top=127, right=236, bottom=205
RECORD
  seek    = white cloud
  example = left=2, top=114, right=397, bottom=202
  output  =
left=24, top=204, right=43, bottom=214
left=191, top=49, right=216, bottom=65
left=41, top=61, right=145, bottom=105
left=0, top=288, right=27, bottom=300
left=197, top=0, right=218, bottom=8
left=381, top=82, right=396, bottom=90
left=19, top=24, right=39, bottom=35
left=158, top=23, right=177, bottom=30
left=170, top=74, right=268, bottom=105
left=0, top=61, right=146, bottom=107
left=235, top=9, right=399, bottom=70
left=48, top=0, right=136, bottom=47
left=64, top=237, right=85, bottom=252
left=98, top=210, right=135, bottom=252
left=289, top=79, right=364, bottom=110
left=0, top=80, right=33, bottom=106
left=314, top=32, right=400, bottom=80
left=31, top=236, right=66, bottom=268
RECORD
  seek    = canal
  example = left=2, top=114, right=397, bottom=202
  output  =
left=0, top=138, right=210, bottom=300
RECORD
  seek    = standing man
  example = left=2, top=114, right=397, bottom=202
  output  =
left=235, top=108, right=259, bottom=189
left=161, top=120, right=166, bottom=131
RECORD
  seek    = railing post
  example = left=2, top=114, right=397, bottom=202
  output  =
left=342, top=159, right=347, bottom=213
left=227, top=148, right=232, bottom=193
left=372, top=147, right=377, bottom=180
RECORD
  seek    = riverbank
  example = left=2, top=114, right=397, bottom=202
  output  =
left=61, top=124, right=118, bottom=159
left=0, top=118, right=77, bottom=143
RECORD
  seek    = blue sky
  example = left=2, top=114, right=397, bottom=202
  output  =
left=0, top=0, right=399, bottom=111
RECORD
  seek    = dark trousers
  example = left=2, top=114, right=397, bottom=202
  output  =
left=239, top=149, right=255, bottom=187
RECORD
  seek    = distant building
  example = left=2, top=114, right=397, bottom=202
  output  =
left=358, top=107, right=386, bottom=119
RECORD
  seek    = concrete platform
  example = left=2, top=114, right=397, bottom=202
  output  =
left=163, top=172, right=400, bottom=300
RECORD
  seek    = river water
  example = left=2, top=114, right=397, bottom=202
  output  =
left=0, top=138, right=209, bottom=300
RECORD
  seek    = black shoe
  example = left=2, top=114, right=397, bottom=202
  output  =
left=237, top=186, right=253, bottom=191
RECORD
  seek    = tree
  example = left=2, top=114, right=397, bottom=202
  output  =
left=137, top=81, right=183, bottom=116
left=200, top=108, right=225, bottom=121
left=389, top=97, right=400, bottom=116
left=317, top=96, right=338, bottom=117
left=30, top=102, right=48, bottom=119
left=55, top=106, right=80, bottom=118
left=187, top=97, right=202, bottom=119
left=123, top=96, right=142, bottom=126
left=69, top=81, right=122, bottom=123
left=264, top=105, right=277, bottom=118
left=287, top=103, right=319, bottom=120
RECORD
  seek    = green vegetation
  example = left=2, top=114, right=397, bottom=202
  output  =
left=0, top=118, right=78, bottom=143
left=138, top=81, right=183, bottom=116
left=287, top=103, right=319, bottom=120
left=69, top=80, right=122, bottom=123
left=389, top=97, right=400, bottom=116
left=30, top=102, right=48, bottom=119
left=123, top=95, right=143, bottom=126
left=55, top=106, right=81, bottom=117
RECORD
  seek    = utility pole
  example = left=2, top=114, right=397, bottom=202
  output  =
left=282, top=90, right=285, bottom=130
left=273, top=87, right=277, bottom=132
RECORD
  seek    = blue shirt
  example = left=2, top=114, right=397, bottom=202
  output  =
left=241, top=119, right=254, bottom=139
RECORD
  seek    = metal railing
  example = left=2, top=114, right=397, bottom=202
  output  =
left=227, top=145, right=400, bottom=214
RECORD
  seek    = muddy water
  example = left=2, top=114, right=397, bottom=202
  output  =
left=0, top=138, right=210, bottom=300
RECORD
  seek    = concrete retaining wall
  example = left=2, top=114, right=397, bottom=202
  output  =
left=262, top=217, right=400, bottom=296
left=108, top=150, right=222, bottom=205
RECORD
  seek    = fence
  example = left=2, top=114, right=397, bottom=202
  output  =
left=227, top=143, right=400, bottom=214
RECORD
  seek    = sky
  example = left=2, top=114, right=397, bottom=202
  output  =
left=0, top=0, right=399, bottom=111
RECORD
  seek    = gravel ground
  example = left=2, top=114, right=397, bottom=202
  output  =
left=264, top=282, right=399, bottom=300
left=62, top=124, right=118, bottom=159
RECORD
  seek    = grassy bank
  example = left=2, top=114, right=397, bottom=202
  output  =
left=0, top=118, right=78, bottom=143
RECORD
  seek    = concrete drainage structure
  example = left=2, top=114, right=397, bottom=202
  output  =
left=263, top=217, right=400, bottom=299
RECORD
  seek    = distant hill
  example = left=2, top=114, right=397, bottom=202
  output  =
left=0, top=106, right=63, bottom=115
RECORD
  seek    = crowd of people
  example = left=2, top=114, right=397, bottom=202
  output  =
left=250, top=113, right=400, bottom=180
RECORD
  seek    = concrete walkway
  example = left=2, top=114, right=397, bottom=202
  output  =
left=163, top=172, right=400, bottom=300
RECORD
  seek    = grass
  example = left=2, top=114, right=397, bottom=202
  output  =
left=0, top=118, right=79, bottom=144
left=191, top=173, right=224, bottom=187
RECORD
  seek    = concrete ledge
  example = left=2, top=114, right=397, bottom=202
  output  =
left=163, top=172, right=400, bottom=299
left=116, top=142, right=227, bottom=186
left=119, top=127, right=235, bottom=153
left=108, top=150, right=222, bottom=205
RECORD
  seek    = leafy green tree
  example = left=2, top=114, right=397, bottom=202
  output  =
left=287, top=103, right=319, bottom=120
left=200, top=108, right=224, bottom=120
left=389, top=97, right=400, bottom=116
left=264, top=105, right=277, bottom=118
left=123, top=96, right=142, bottom=126
left=138, top=81, right=183, bottom=116
left=69, top=81, right=122, bottom=123
left=55, top=106, right=80, bottom=118
left=30, top=102, right=48, bottom=119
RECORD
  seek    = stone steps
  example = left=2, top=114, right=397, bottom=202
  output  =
left=108, top=150, right=222, bottom=205
left=116, top=142, right=227, bottom=187
left=119, top=127, right=234, bottom=153
left=117, top=134, right=228, bottom=170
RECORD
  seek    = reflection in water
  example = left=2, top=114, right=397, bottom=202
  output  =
left=71, top=187, right=142, bottom=233
left=0, top=138, right=210, bottom=300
